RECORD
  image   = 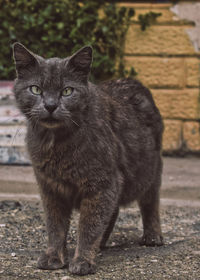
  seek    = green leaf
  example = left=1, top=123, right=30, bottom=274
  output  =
left=57, top=22, right=64, bottom=30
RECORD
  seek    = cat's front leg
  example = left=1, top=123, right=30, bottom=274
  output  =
left=37, top=189, right=72, bottom=270
left=69, top=187, right=119, bottom=275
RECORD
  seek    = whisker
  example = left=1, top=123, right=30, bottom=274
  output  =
left=70, top=118, right=80, bottom=127
left=11, top=126, right=22, bottom=146
left=60, top=111, right=80, bottom=127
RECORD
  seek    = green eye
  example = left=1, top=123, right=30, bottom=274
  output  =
left=30, top=85, right=42, bottom=95
left=62, top=87, right=73, bottom=96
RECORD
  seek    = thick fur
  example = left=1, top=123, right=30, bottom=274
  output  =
left=13, top=43, right=164, bottom=275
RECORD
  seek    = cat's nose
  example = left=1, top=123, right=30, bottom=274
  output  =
left=44, top=102, right=57, bottom=114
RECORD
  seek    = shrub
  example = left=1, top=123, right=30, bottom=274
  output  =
left=0, top=0, right=134, bottom=81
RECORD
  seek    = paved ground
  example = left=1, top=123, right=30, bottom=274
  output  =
left=0, top=157, right=200, bottom=280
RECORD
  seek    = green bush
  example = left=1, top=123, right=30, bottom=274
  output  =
left=0, top=0, right=134, bottom=81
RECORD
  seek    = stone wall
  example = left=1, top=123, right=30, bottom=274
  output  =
left=122, top=1, right=200, bottom=153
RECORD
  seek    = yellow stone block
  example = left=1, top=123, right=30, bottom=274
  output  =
left=117, top=2, right=188, bottom=23
left=162, top=120, right=183, bottom=151
left=118, top=3, right=172, bottom=9
left=185, top=58, right=200, bottom=88
left=133, top=8, right=174, bottom=23
left=183, top=121, right=200, bottom=151
left=152, top=89, right=199, bottom=120
left=125, top=25, right=196, bottom=55
left=125, top=56, right=184, bottom=88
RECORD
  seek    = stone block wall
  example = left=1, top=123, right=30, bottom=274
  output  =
left=122, top=1, right=200, bottom=153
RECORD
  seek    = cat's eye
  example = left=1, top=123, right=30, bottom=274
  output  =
left=62, top=87, right=73, bottom=96
left=30, top=85, right=42, bottom=95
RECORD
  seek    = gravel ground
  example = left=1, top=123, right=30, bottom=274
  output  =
left=1, top=199, right=200, bottom=280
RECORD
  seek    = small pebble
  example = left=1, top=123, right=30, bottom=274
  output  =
left=151, top=259, right=158, bottom=262
left=192, top=251, right=200, bottom=255
left=11, top=252, right=16, bottom=257
left=61, top=277, right=72, bottom=280
left=0, top=224, right=6, bottom=227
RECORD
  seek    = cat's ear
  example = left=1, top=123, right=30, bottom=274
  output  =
left=67, top=46, right=93, bottom=79
left=13, top=42, right=39, bottom=78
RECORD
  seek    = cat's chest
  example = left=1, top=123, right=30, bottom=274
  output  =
left=31, top=140, right=89, bottom=185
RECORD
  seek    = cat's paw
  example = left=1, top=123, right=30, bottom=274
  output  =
left=37, top=249, right=68, bottom=270
left=69, top=257, right=96, bottom=275
left=139, top=232, right=164, bottom=247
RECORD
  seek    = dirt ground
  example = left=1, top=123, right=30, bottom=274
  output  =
left=0, top=157, right=200, bottom=280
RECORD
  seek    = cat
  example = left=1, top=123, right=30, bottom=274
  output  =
left=13, top=42, right=164, bottom=276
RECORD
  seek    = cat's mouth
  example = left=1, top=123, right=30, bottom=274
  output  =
left=40, top=116, right=62, bottom=128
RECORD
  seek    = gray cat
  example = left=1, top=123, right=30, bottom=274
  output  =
left=13, top=42, right=163, bottom=275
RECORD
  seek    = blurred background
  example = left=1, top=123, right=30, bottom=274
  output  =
left=0, top=0, right=200, bottom=165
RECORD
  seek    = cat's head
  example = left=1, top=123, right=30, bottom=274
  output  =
left=13, top=43, right=93, bottom=129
